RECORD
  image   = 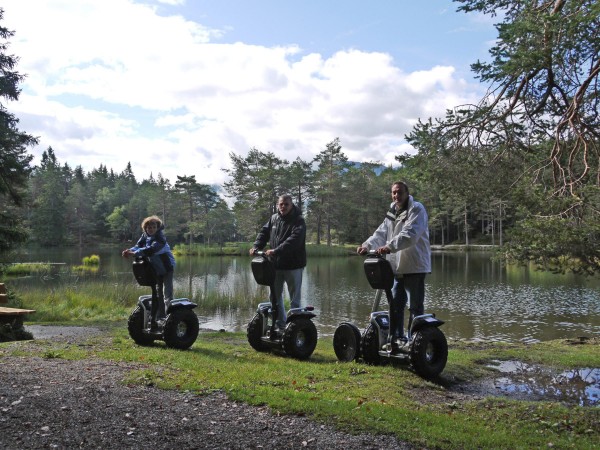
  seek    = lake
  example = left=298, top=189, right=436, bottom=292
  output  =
left=7, top=247, right=600, bottom=343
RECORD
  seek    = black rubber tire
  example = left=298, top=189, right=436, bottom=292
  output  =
left=360, top=324, right=381, bottom=365
left=163, top=309, right=199, bottom=350
left=282, top=318, right=318, bottom=360
left=333, top=322, right=361, bottom=362
left=410, top=327, right=448, bottom=378
left=127, top=306, right=155, bottom=346
left=247, top=313, right=267, bottom=352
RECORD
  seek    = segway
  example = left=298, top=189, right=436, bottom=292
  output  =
left=246, top=251, right=318, bottom=360
left=127, top=256, right=199, bottom=350
left=333, top=251, right=448, bottom=378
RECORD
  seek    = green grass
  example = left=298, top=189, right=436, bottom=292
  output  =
left=172, top=243, right=353, bottom=257
left=4, top=279, right=138, bottom=322
left=3, top=262, right=55, bottom=276
left=3, top=275, right=263, bottom=322
left=4, top=328, right=598, bottom=449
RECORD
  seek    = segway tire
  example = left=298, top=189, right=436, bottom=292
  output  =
left=247, top=313, right=267, bottom=352
left=163, top=309, right=199, bottom=350
left=410, top=327, right=448, bottom=378
left=333, top=322, right=361, bottom=362
left=127, top=306, right=155, bottom=346
left=283, top=318, right=318, bottom=360
left=360, top=324, right=381, bottom=365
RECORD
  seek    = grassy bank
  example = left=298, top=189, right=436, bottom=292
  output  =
left=173, top=243, right=354, bottom=257
left=2, top=326, right=598, bottom=449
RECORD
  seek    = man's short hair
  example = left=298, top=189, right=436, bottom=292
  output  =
left=278, top=194, right=293, bottom=204
left=392, top=181, right=409, bottom=195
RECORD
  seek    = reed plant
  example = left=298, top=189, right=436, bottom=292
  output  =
left=9, top=273, right=263, bottom=323
left=82, top=254, right=100, bottom=266
left=10, top=278, right=141, bottom=323
left=3, top=262, right=54, bottom=276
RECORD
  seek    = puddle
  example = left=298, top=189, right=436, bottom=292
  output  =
left=485, top=360, right=600, bottom=406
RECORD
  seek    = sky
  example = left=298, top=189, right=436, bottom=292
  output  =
left=2, top=0, right=498, bottom=191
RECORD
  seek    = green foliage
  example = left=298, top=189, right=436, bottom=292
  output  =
left=173, top=243, right=251, bottom=256
left=305, top=244, right=353, bottom=257
left=4, top=263, right=53, bottom=276
left=504, top=216, right=600, bottom=275
left=82, top=254, right=100, bottom=266
left=223, top=149, right=293, bottom=240
left=0, top=9, right=37, bottom=251
left=401, top=0, right=600, bottom=273
left=71, top=255, right=101, bottom=274
left=13, top=279, right=137, bottom=323
left=106, top=205, right=130, bottom=241
left=309, top=138, right=353, bottom=246
left=29, top=148, right=68, bottom=245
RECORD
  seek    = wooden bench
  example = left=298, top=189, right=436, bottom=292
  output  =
left=0, top=283, right=36, bottom=327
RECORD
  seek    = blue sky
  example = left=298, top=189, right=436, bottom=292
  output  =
left=2, top=0, right=497, bottom=188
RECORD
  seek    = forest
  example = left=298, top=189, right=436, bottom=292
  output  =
left=1, top=1, right=599, bottom=274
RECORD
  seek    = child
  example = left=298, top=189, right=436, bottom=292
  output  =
left=122, top=215, right=176, bottom=329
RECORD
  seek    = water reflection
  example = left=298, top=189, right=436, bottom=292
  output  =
left=486, top=360, right=600, bottom=406
left=6, top=248, right=600, bottom=343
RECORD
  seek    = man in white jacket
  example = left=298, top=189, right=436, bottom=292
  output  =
left=357, top=181, right=431, bottom=353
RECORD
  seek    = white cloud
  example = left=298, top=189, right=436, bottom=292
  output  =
left=2, top=0, right=481, bottom=187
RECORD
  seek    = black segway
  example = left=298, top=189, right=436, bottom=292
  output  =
left=246, top=251, right=318, bottom=360
left=333, top=251, right=448, bottom=378
left=127, top=256, right=199, bottom=350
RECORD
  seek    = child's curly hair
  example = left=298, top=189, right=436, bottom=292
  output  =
left=141, top=215, right=162, bottom=231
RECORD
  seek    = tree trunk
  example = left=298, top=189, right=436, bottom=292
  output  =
left=464, top=206, right=469, bottom=246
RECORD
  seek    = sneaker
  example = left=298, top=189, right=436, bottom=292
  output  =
left=387, top=337, right=408, bottom=354
left=269, top=326, right=285, bottom=340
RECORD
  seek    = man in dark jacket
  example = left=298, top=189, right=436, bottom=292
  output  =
left=250, top=194, right=307, bottom=331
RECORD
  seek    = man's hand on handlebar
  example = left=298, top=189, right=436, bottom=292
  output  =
left=250, top=248, right=274, bottom=257
left=357, top=246, right=390, bottom=255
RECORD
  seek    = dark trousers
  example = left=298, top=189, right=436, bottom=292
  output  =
left=388, top=273, right=426, bottom=339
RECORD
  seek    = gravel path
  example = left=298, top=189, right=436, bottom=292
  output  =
left=0, top=327, right=413, bottom=450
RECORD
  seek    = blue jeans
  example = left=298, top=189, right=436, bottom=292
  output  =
left=153, top=271, right=174, bottom=320
left=272, top=268, right=303, bottom=328
left=389, top=273, right=426, bottom=339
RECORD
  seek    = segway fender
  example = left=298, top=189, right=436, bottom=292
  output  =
left=256, top=302, right=271, bottom=314
left=287, top=307, right=316, bottom=321
left=410, top=314, right=444, bottom=333
left=169, top=298, right=197, bottom=310
left=138, top=294, right=152, bottom=306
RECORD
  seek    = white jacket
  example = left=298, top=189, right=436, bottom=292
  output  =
left=362, top=196, right=431, bottom=275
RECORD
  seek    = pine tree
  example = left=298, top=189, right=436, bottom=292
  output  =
left=0, top=9, right=38, bottom=251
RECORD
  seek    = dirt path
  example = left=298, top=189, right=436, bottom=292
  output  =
left=1, top=326, right=413, bottom=450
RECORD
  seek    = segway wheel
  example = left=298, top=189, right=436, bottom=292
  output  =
left=163, top=309, right=199, bottom=350
left=360, top=324, right=381, bottom=365
left=333, top=322, right=361, bottom=362
left=127, top=306, right=155, bottom=346
left=247, top=313, right=267, bottom=352
left=410, top=327, right=448, bottom=379
left=283, top=318, right=318, bottom=360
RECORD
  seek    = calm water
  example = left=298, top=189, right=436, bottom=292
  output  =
left=7, top=248, right=600, bottom=343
